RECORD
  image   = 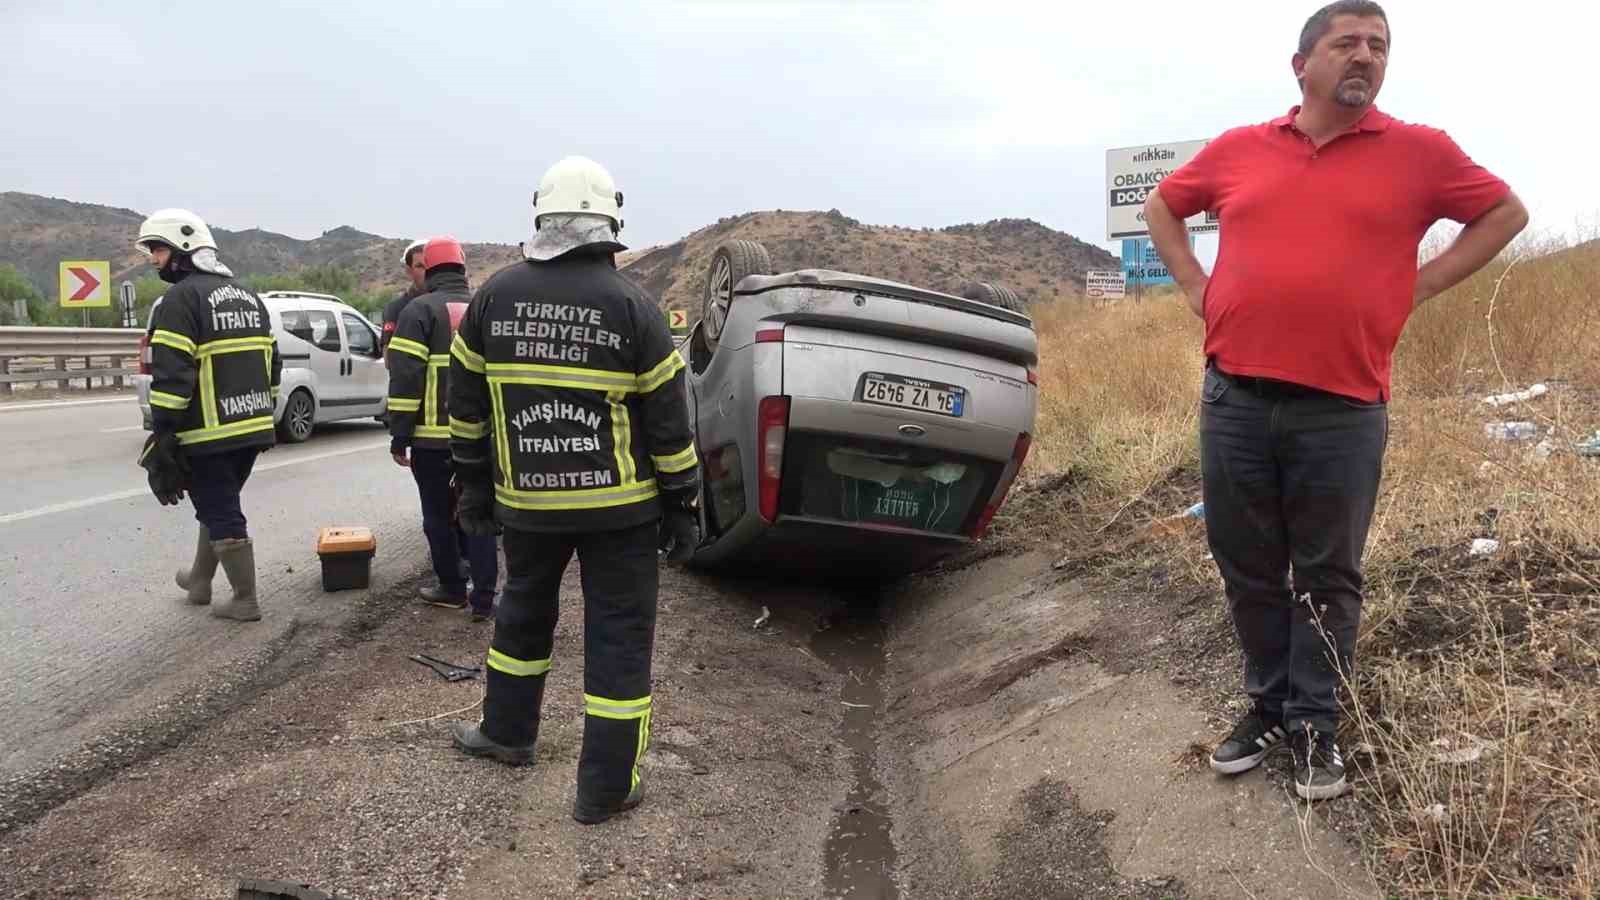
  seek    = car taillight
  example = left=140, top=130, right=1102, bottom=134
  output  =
left=755, top=327, right=784, bottom=343
left=138, top=334, right=152, bottom=375
left=971, top=432, right=1032, bottom=539
left=1026, top=364, right=1038, bottom=386
left=757, top=395, right=790, bottom=522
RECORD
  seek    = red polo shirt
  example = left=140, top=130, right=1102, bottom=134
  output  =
left=1157, top=105, right=1510, bottom=401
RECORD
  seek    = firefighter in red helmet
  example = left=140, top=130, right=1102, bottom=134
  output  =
left=386, top=236, right=499, bottom=619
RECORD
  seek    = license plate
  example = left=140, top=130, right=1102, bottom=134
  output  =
left=859, top=373, right=965, bottom=417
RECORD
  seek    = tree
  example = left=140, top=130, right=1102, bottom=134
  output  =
left=0, top=264, right=43, bottom=325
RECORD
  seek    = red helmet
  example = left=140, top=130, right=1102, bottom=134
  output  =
left=422, top=236, right=466, bottom=271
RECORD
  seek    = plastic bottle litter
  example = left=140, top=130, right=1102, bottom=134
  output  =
left=1182, top=502, right=1205, bottom=519
left=1469, top=538, right=1500, bottom=556
left=1483, top=383, right=1548, bottom=407
left=1484, top=421, right=1537, bottom=441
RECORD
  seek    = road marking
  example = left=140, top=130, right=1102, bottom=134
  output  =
left=0, top=440, right=388, bottom=526
left=101, top=426, right=143, bottom=433
left=0, top=397, right=137, bottom=414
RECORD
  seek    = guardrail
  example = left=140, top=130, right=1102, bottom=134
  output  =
left=0, top=326, right=145, bottom=394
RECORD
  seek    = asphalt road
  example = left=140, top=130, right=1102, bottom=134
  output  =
left=0, top=395, right=435, bottom=775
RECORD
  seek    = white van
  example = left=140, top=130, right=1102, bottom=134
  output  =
left=135, top=290, right=389, bottom=442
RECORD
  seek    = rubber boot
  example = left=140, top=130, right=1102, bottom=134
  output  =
left=211, top=538, right=261, bottom=622
left=174, top=525, right=217, bottom=605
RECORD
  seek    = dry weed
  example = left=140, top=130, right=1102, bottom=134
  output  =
left=1021, top=231, right=1600, bottom=899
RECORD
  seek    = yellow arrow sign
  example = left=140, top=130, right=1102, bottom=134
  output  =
left=60, top=261, right=112, bottom=308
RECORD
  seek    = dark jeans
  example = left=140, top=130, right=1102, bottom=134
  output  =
left=1199, top=364, right=1387, bottom=735
left=187, top=447, right=259, bottom=541
left=410, top=448, right=499, bottom=608
left=486, top=521, right=659, bottom=809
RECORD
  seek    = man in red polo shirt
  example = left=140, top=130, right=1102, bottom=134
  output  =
left=1145, top=0, right=1527, bottom=801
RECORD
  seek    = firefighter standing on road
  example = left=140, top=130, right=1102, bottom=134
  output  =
left=445, top=156, right=700, bottom=825
left=380, top=238, right=428, bottom=361
left=386, top=236, right=500, bottom=620
left=137, top=208, right=282, bottom=622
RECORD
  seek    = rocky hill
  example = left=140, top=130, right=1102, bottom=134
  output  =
left=624, top=209, right=1117, bottom=314
left=1, top=192, right=1117, bottom=313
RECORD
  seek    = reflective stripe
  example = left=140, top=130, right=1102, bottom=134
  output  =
left=200, top=357, right=218, bottom=429
left=149, top=390, right=190, bottom=410
left=176, top=415, right=274, bottom=445
left=388, top=336, right=429, bottom=361
left=636, top=350, right=684, bottom=393
left=486, top=363, right=636, bottom=393
left=491, top=381, right=512, bottom=488
left=429, top=354, right=451, bottom=364
left=388, top=397, right=421, bottom=412
left=583, top=694, right=651, bottom=720
left=608, top=393, right=635, bottom=485
left=652, top=443, right=697, bottom=474
left=494, top=479, right=658, bottom=511
left=450, top=334, right=485, bottom=373
left=415, top=424, right=451, bottom=439
left=196, top=336, right=275, bottom=358
left=425, top=362, right=439, bottom=431
left=487, top=648, right=551, bottom=677
left=450, top=417, right=487, bottom=439
left=150, top=329, right=196, bottom=356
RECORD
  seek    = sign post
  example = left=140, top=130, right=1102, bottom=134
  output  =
left=60, top=260, right=112, bottom=326
left=1120, top=235, right=1194, bottom=300
left=119, top=280, right=137, bottom=327
left=1105, top=140, right=1219, bottom=243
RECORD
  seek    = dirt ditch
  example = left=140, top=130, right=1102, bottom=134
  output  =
left=0, top=544, right=1387, bottom=899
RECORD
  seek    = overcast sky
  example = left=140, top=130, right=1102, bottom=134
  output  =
left=4, top=0, right=1593, bottom=265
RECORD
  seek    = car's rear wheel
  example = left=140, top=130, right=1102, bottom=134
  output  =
left=703, top=240, right=773, bottom=354
left=961, top=282, right=1028, bottom=316
left=279, top=388, right=315, bottom=444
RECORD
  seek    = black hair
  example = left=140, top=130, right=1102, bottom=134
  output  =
left=1299, top=1, right=1388, bottom=56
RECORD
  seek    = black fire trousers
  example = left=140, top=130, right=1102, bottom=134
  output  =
left=481, top=520, right=659, bottom=810
left=1199, top=363, right=1387, bottom=736
left=410, top=448, right=498, bottom=610
left=187, top=447, right=260, bottom=541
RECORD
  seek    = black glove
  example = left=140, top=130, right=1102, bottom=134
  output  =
left=138, top=431, right=188, bottom=506
left=457, top=477, right=500, bottom=537
left=658, top=491, right=700, bottom=563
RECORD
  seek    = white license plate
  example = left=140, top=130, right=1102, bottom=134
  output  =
left=860, top=373, right=965, bottom=417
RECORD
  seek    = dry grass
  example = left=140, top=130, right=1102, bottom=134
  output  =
left=1017, top=231, right=1600, bottom=899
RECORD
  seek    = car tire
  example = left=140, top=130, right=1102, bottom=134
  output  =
left=961, top=282, right=1028, bottom=317
left=702, top=240, right=773, bottom=354
left=279, top=388, right=315, bottom=444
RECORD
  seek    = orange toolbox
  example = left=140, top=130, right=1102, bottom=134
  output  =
left=316, top=527, right=376, bottom=592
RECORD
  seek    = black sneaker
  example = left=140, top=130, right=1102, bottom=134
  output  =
left=1209, top=709, right=1287, bottom=774
left=419, top=584, right=467, bottom=609
left=1289, top=727, right=1348, bottom=800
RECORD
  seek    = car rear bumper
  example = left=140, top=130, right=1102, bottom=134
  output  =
left=693, top=514, right=970, bottom=579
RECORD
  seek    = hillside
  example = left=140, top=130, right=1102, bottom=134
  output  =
left=0, top=192, right=1117, bottom=313
left=623, top=209, right=1117, bottom=314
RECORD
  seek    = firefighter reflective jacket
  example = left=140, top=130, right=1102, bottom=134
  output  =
left=385, top=269, right=471, bottom=452
left=448, top=249, right=699, bottom=533
left=147, top=272, right=282, bottom=456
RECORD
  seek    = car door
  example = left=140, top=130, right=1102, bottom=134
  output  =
left=300, top=307, right=348, bottom=414
left=338, top=309, right=388, bottom=416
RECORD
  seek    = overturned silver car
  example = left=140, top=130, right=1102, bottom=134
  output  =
left=679, top=240, right=1038, bottom=578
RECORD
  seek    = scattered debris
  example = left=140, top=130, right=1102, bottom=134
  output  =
left=1483, top=383, right=1548, bottom=406
left=1469, top=538, right=1500, bottom=556
left=753, top=606, right=772, bottom=630
left=1181, top=501, right=1205, bottom=519
left=1430, top=735, right=1497, bottom=765
left=1576, top=432, right=1600, bottom=457
left=1484, top=421, right=1538, bottom=441
left=408, top=654, right=481, bottom=682
left=237, top=879, right=336, bottom=900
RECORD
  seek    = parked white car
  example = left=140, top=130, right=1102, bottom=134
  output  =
left=135, top=290, right=389, bottom=442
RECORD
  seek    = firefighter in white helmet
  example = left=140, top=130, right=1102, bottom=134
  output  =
left=446, top=156, right=700, bottom=824
left=381, top=238, right=428, bottom=361
left=136, top=208, right=281, bottom=622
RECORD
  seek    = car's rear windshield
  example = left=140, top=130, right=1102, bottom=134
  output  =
left=781, top=432, right=998, bottom=535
